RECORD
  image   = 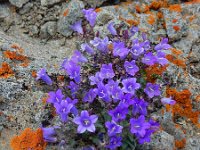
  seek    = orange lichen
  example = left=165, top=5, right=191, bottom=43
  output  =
left=147, top=14, right=156, bottom=25
left=171, top=48, right=183, bottom=56
left=63, top=9, right=69, bottom=17
left=31, top=70, right=37, bottom=78
left=145, top=64, right=168, bottom=83
left=185, top=0, right=200, bottom=4
left=175, top=138, right=186, bottom=149
left=173, top=26, right=180, bottom=31
left=168, top=4, right=182, bottom=12
left=108, top=43, right=113, bottom=51
left=166, top=54, right=186, bottom=69
left=149, top=0, right=169, bottom=10
left=0, top=62, right=14, bottom=78
left=95, top=8, right=102, bottom=13
left=172, top=19, right=178, bottom=23
left=157, top=12, right=163, bottom=19
left=10, top=128, right=46, bottom=150
left=3, top=50, right=29, bottom=67
left=135, top=4, right=150, bottom=13
left=166, top=88, right=200, bottom=125
left=57, top=75, right=65, bottom=82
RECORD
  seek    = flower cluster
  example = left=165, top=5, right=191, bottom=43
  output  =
left=37, top=8, right=174, bottom=150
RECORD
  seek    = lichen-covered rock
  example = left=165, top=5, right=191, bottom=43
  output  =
left=82, top=0, right=108, bottom=7
left=57, top=0, right=84, bottom=37
left=162, top=8, right=188, bottom=41
left=40, top=21, right=57, bottom=38
left=41, top=0, right=64, bottom=7
left=0, top=4, right=10, bottom=20
left=9, top=0, right=29, bottom=8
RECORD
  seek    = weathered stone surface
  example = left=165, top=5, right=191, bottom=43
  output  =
left=9, top=0, right=29, bottom=8
left=57, top=0, right=84, bottom=37
left=0, top=4, right=10, bottom=20
left=82, top=0, right=108, bottom=7
left=41, top=0, right=64, bottom=7
left=40, top=21, right=57, bottom=38
left=162, top=8, right=188, bottom=41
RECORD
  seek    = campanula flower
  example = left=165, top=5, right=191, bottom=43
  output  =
left=111, top=86, right=124, bottom=102
left=89, top=72, right=102, bottom=85
left=90, top=37, right=110, bottom=52
left=161, top=97, right=176, bottom=105
left=131, top=39, right=145, bottom=57
left=73, top=110, right=98, bottom=133
left=106, top=136, right=122, bottom=150
left=47, top=89, right=64, bottom=104
left=36, top=68, right=52, bottom=85
left=119, top=93, right=134, bottom=107
left=42, top=127, right=58, bottom=143
left=107, top=22, right=117, bottom=35
left=144, top=83, right=161, bottom=98
left=130, top=115, right=150, bottom=137
left=113, top=41, right=129, bottom=59
left=54, top=101, right=73, bottom=122
left=154, top=38, right=171, bottom=51
left=83, top=88, right=97, bottom=103
left=142, top=52, right=157, bottom=66
left=99, top=63, right=115, bottom=79
left=68, top=81, right=79, bottom=98
left=81, top=43, right=95, bottom=54
left=108, top=104, right=128, bottom=122
left=82, top=8, right=97, bottom=27
left=105, top=121, right=123, bottom=136
left=155, top=51, right=168, bottom=66
left=71, top=20, right=83, bottom=34
left=136, top=129, right=153, bottom=144
left=130, top=26, right=139, bottom=35
left=64, top=97, right=78, bottom=116
left=97, top=82, right=111, bottom=102
left=71, top=50, right=88, bottom=63
left=124, top=60, right=139, bottom=76
left=132, top=98, right=148, bottom=116
left=122, top=78, right=141, bottom=95
left=149, top=118, right=160, bottom=132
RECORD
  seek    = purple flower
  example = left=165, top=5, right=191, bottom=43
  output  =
left=73, top=110, right=98, bottom=133
left=81, top=43, right=95, bottom=54
left=62, top=60, right=81, bottom=83
left=89, top=72, right=102, bottom=85
left=82, top=8, right=97, bottom=27
left=36, top=68, right=52, bottom=85
left=97, top=82, right=111, bottom=102
left=108, top=104, right=128, bottom=122
left=136, top=129, right=153, bottom=144
left=113, top=41, right=129, bottom=59
left=124, top=60, right=139, bottom=76
left=42, top=127, right=58, bottom=143
left=130, top=26, right=139, bottom=35
left=64, top=97, right=78, bottom=116
left=122, top=78, right=140, bottom=95
left=47, top=89, right=64, bottom=104
left=71, top=50, right=88, bottom=63
left=161, top=97, right=176, bottom=105
left=149, top=118, right=160, bottom=132
left=99, top=63, right=115, bottom=79
left=54, top=101, right=73, bottom=122
left=155, top=51, right=168, bottom=66
left=154, top=38, right=171, bottom=51
left=83, top=88, right=97, bottom=103
left=144, top=83, right=161, bottom=98
left=71, top=20, right=83, bottom=34
left=132, top=98, right=148, bottom=116
left=107, top=22, right=117, bottom=35
left=105, top=121, right=123, bottom=136
left=105, top=80, right=119, bottom=93
left=131, top=39, right=145, bottom=57
left=111, top=86, right=124, bottom=102
left=106, top=136, right=122, bottom=150
left=142, top=52, right=157, bottom=66
left=68, top=81, right=79, bottom=98
left=90, top=37, right=110, bottom=52
left=119, top=93, right=134, bottom=107
left=130, top=115, right=150, bottom=137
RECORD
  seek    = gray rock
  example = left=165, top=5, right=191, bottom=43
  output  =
left=9, top=0, right=29, bottom=8
left=19, top=2, right=33, bottom=14
left=138, top=131, right=175, bottom=150
left=41, top=0, right=64, bottom=7
left=57, top=0, right=84, bottom=37
left=0, top=4, right=10, bottom=20
left=82, top=0, right=108, bottom=7
left=162, top=8, right=188, bottom=41
left=40, top=21, right=57, bottom=38
left=30, top=25, right=39, bottom=36
left=184, top=136, right=200, bottom=150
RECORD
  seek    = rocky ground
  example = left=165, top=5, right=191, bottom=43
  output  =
left=0, top=0, right=200, bottom=150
